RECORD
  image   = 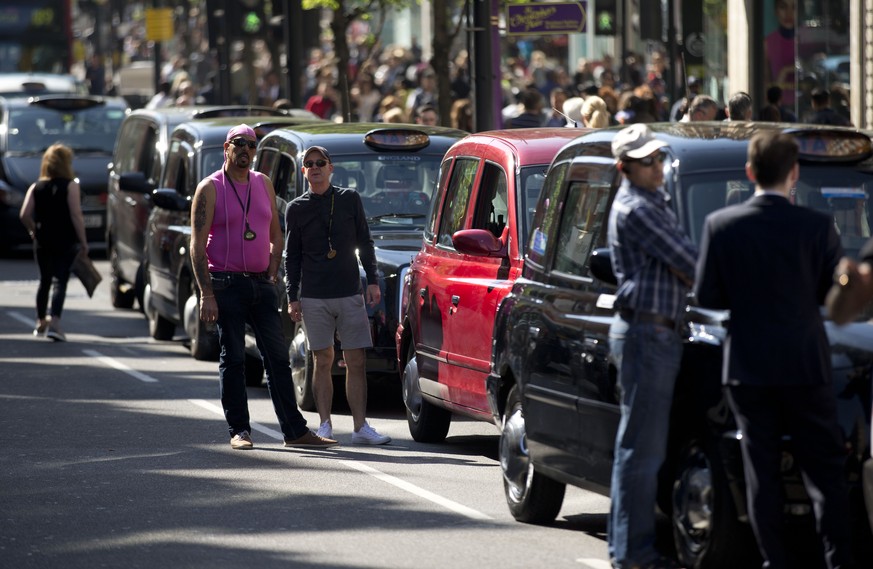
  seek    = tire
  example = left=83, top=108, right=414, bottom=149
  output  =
left=143, top=282, right=175, bottom=341
left=109, top=245, right=135, bottom=309
left=288, top=323, right=316, bottom=411
left=672, top=440, right=759, bottom=569
left=402, top=343, right=451, bottom=443
left=184, top=291, right=219, bottom=361
left=244, top=351, right=265, bottom=387
left=500, top=385, right=566, bottom=523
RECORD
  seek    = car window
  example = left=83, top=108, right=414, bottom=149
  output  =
left=200, top=148, right=225, bottom=187
left=8, top=105, right=124, bottom=154
left=680, top=172, right=753, bottom=244
left=520, top=165, right=547, bottom=251
left=551, top=180, right=612, bottom=278
left=317, top=154, right=442, bottom=228
left=680, top=166, right=873, bottom=259
left=436, top=157, right=478, bottom=247
left=471, top=162, right=508, bottom=238
left=113, top=119, right=141, bottom=173
left=163, top=139, right=185, bottom=191
left=257, top=147, right=280, bottom=180
left=425, top=158, right=454, bottom=243
left=528, top=161, right=570, bottom=268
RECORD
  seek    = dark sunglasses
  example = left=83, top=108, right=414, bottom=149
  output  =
left=230, top=137, right=257, bottom=149
left=631, top=151, right=667, bottom=167
left=304, top=159, right=329, bottom=168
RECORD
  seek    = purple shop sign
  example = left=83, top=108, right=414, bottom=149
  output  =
left=506, top=1, right=587, bottom=36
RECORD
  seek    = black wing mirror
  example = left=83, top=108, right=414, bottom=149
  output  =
left=590, top=247, right=618, bottom=285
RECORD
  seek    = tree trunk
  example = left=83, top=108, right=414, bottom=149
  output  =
left=331, top=6, right=352, bottom=121
left=432, top=0, right=452, bottom=127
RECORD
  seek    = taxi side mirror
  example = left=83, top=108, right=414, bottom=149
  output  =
left=590, top=247, right=618, bottom=285
left=452, top=228, right=508, bottom=258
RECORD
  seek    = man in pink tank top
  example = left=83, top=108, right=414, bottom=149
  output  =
left=190, top=124, right=337, bottom=450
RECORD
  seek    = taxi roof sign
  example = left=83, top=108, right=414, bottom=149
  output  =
left=363, top=129, right=430, bottom=151
left=790, top=129, right=873, bottom=163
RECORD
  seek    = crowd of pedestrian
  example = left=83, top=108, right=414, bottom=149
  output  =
left=78, top=3, right=855, bottom=134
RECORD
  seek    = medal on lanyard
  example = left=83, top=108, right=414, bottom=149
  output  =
left=227, top=171, right=256, bottom=241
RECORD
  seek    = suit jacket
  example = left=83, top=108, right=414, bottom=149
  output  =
left=694, top=193, right=842, bottom=386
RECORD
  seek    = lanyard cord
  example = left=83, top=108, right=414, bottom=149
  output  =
left=225, top=169, right=252, bottom=233
left=327, top=191, right=334, bottom=253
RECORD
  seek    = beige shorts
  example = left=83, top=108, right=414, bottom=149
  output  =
left=300, top=294, right=373, bottom=351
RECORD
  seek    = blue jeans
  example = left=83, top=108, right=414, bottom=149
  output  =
left=607, top=315, right=683, bottom=567
left=212, top=272, right=308, bottom=440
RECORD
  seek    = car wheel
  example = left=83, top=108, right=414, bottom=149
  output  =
left=245, top=351, right=265, bottom=387
left=500, top=385, right=566, bottom=523
left=184, top=290, right=219, bottom=361
left=402, top=343, right=451, bottom=443
left=109, top=245, right=135, bottom=309
left=672, top=440, right=758, bottom=568
left=289, top=323, right=316, bottom=411
left=143, top=282, right=175, bottom=340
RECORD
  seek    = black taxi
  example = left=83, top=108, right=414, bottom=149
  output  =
left=254, top=123, right=468, bottom=409
left=487, top=122, right=873, bottom=567
left=142, top=115, right=323, bottom=365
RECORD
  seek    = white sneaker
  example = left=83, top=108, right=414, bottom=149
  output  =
left=352, top=422, right=391, bottom=445
left=316, top=420, right=332, bottom=439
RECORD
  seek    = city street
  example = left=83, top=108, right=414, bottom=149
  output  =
left=0, top=254, right=613, bottom=568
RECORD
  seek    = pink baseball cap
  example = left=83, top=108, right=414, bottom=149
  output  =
left=226, top=124, right=256, bottom=141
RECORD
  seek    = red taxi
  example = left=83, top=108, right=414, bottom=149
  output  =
left=395, top=128, right=586, bottom=442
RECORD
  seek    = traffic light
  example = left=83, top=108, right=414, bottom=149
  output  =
left=234, top=0, right=265, bottom=37
left=595, top=0, right=617, bottom=36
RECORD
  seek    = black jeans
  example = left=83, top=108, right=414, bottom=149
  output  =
left=212, top=271, right=308, bottom=441
left=34, top=244, right=77, bottom=320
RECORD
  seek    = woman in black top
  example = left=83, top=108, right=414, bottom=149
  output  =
left=19, top=144, right=88, bottom=341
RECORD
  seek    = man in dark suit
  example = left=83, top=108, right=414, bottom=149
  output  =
left=694, top=132, right=854, bottom=569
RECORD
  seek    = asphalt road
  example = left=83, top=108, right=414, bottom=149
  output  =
left=0, top=254, right=614, bottom=569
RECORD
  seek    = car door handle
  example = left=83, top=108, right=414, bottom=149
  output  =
left=451, top=295, right=460, bottom=306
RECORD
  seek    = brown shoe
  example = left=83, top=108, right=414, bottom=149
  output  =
left=284, top=430, right=339, bottom=448
left=230, top=431, right=253, bottom=449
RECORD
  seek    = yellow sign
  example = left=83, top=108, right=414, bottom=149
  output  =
left=145, top=8, right=174, bottom=42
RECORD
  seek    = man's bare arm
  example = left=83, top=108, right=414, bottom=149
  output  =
left=190, top=178, right=216, bottom=297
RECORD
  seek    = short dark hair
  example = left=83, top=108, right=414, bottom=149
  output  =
left=728, top=92, right=752, bottom=120
left=748, top=132, right=798, bottom=187
left=766, top=85, right=782, bottom=105
left=519, top=88, right=543, bottom=111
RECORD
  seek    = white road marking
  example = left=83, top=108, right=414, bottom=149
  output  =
left=575, top=559, right=612, bottom=568
left=8, top=310, right=33, bottom=327
left=190, top=398, right=493, bottom=522
left=338, top=459, right=493, bottom=521
left=188, top=398, right=284, bottom=440
left=82, top=349, right=159, bottom=383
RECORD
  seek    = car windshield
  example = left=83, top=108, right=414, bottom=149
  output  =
left=314, top=153, right=443, bottom=229
left=680, top=166, right=873, bottom=259
left=7, top=105, right=125, bottom=154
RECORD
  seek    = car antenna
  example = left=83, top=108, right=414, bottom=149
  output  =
left=551, top=107, right=577, bottom=128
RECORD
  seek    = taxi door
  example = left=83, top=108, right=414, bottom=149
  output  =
left=433, top=154, right=522, bottom=418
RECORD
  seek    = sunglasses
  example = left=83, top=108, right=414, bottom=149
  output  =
left=304, top=159, right=329, bottom=168
left=229, top=138, right=257, bottom=149
left=631, top=151, right=667, bottom=167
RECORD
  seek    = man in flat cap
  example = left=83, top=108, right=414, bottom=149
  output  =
left=607, top=124, right=697, bottom=569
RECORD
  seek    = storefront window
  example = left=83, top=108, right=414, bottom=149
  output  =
left=763, top=0, right=850, bottom=123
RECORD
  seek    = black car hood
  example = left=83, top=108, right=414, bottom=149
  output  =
left=2, top=154, right=111, bottom=196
